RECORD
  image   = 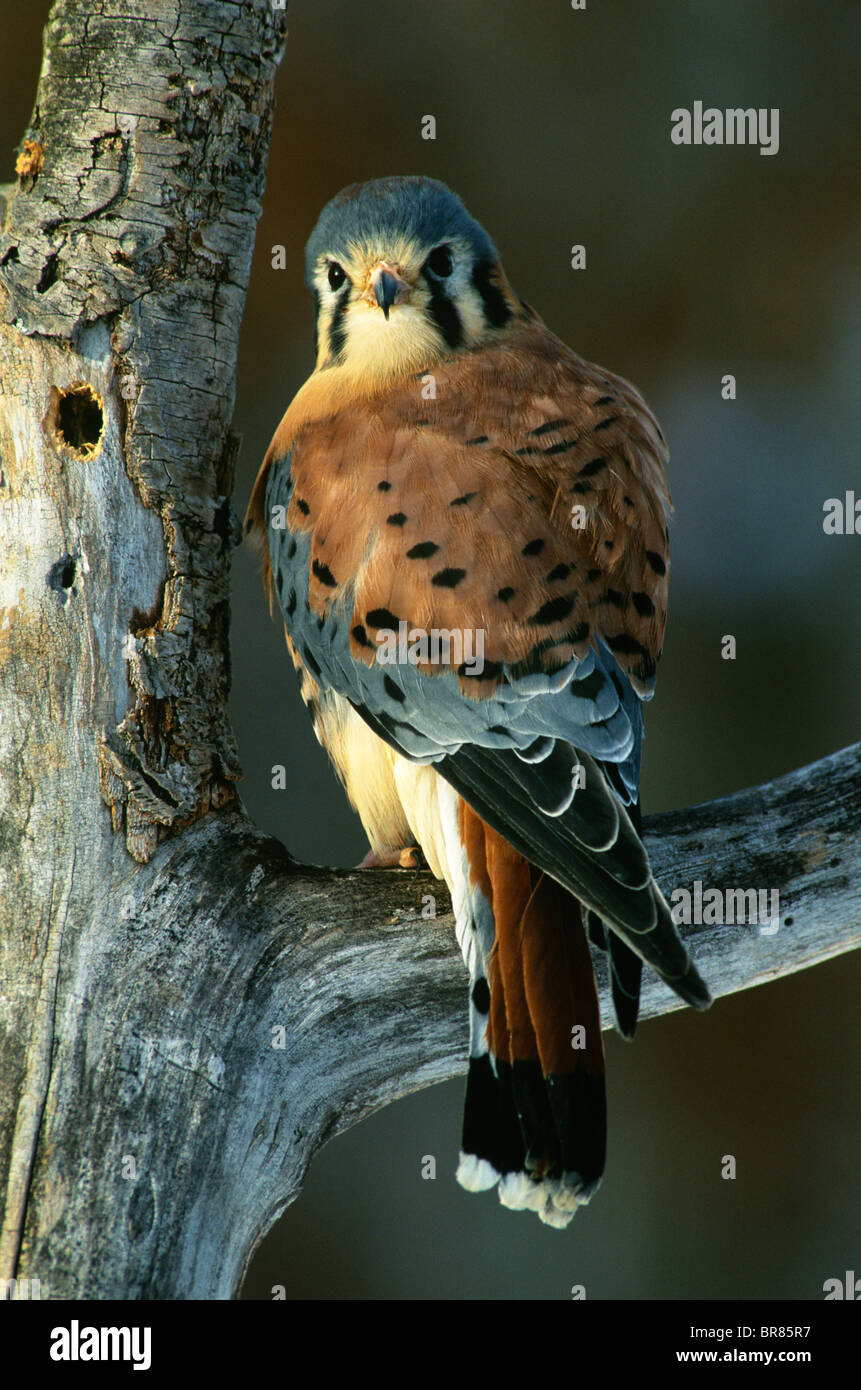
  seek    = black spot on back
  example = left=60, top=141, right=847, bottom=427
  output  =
left=508, top=638, right=573, bottom=683
left=302, top=644, right=322, bottom=678
left=528, top=418, right=571, bottom=438
left=497, top=586, right=515, bottom=602
left=605, top=633, right=649, bottom=659
left=374, top=706, right=423, bottom=741
left=366, top=608, right=401, bottom=629
left=570, top=669, right=605, bottom=701
left=471, top=977, right=491, bottom=1014
left=312, top=558, right=337, bottom=587
left=522, top=538, right=545, bottom=557
left=432, top=567, right=467, bottom=588
left=632, top=591, right=655, bottom=616
left=457, top=659, right=502, bottom=682
left=406, top=541, right=440, bottom=559
left=529, top=594, right=575, bottom=625
left=384, top=674, right=406, bottom=703
left=645, top=550, right=666, bottom=576
left=451, top=492, right=478, bottom=507
left=387, top=512, right=407, bottom=527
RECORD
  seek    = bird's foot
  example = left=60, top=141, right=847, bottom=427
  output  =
left=356, top=845, right=425, bottom=869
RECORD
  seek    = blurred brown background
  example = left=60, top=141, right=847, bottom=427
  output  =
left=3, top=0, right=859, bottom=1299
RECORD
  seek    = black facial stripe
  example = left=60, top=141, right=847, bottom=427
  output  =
left=311, top=288, right=321, bottom=360
left=472, top=259, right=512, bottom=328
left=425, top=279, right=463, bottom=349
left=326, top=281, right=352, bottom=361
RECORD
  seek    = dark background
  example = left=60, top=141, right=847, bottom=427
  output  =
left=3, top=0, right=859, bottom=1299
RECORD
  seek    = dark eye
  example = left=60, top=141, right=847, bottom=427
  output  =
left=327, top=262, right=346, bottom=291
left=426, top=245, right=453, bottom=278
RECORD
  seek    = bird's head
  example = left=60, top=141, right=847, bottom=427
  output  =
left=304, top=176, right=524, bottom=378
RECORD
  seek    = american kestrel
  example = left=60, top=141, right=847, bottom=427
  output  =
left=246, top=176, right=710, bottom=1228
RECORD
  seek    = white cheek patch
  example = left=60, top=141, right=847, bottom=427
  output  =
left=454, top=281, right=490, bottom=346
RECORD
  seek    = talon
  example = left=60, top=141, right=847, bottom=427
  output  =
left=399, top=845, right=425, bottom=869
left=355, top=845, right=424, bottom=870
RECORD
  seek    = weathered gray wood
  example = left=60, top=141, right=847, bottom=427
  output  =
left=3, top=745, right=859, bottom=1300
left=0, top=0, right=858, bottom=1302
left=0, top=0, right=286, bottom=1298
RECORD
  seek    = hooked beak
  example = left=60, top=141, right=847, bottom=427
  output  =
left=369, top=262, right=410, bottom=319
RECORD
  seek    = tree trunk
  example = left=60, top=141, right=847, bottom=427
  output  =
left=0, top=0, right=858, bottom=1301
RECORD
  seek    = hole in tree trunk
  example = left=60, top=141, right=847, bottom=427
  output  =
left=46, top=553, right=78, bottom=602
left=51, top=383, right=104, bottom=461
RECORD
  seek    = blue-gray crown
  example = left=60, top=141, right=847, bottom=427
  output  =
left=304, top=176, right=498, bottom=285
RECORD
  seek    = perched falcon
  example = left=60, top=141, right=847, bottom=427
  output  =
left=246, top=176, right=710, bottom=1228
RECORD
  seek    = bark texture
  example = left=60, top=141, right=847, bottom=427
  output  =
left=0, top=0, right=858, bottom=1302
left=0, top=0, right=286, bottom=1296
